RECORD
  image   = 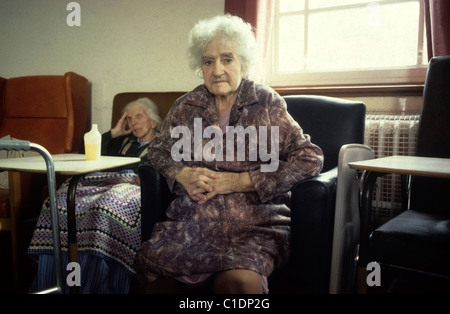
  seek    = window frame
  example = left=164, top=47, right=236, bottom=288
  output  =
left=267, top=0, right=428, bottom=95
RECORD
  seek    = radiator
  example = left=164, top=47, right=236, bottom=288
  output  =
left=364, top=112, right=420, bottom=220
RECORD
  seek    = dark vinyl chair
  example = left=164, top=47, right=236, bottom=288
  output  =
left=368, top=55, right=450, bottom=293
left=138, top=95, right=366, bottom=293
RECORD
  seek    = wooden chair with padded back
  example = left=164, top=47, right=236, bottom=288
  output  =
left=0, top=72, right=89, bottom=289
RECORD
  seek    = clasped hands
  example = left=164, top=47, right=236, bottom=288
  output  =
left=175, top=166, right=254, bottom=204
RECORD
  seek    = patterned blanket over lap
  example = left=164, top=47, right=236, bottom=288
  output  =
left=28, top=170, right=141, bottom=273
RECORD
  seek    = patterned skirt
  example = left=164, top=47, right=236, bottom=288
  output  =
left=28, top=170, right=141, bottom=294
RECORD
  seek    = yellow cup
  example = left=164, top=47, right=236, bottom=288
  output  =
left=85, top=143, right=100, bottom=161
left=84, top=124, right=101, bottom=161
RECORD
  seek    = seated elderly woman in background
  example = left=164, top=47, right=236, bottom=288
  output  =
left=28, top=97, right=162, bottom=294
left=133, top=15, right=324, bottom=294
left=99, top=97, right=162, bottom=171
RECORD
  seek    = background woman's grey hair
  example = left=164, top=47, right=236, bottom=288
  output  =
left=187, top=14, right=258, bottom=79
left=123, top=97, right=163, bottom=131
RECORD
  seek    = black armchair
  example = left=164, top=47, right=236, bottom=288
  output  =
left=367, top=56, right=450, bottom=293
left=138, top=95, right=366, bottom=293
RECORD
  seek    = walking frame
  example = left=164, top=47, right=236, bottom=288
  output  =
left=0, top=139, right=64, bottom=294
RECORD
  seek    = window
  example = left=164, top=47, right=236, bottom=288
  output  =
left=268, top=0, right=428, bottom=88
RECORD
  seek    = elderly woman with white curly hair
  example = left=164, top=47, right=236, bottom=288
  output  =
left=134, top=14, right=324, bottom=294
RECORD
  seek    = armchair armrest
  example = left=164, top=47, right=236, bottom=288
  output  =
left=278, top=167, right=338, bottom=293
left=290, top=167, right=338, bottom=257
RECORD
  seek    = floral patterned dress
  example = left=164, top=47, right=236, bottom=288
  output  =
left=134, top=79, right=324, bottom=285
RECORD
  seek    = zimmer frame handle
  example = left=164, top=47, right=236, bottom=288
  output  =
left=0, top=139, right=31, bottom=152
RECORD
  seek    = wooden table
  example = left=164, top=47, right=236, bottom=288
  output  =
left=349, top=155, right=450, bottom=293
left=0, top=153, right=140, bottom=293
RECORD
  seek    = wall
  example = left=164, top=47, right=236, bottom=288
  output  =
left=0, top=0, right=225, bottom=133
left=0, top=0, right=424, bottom=135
